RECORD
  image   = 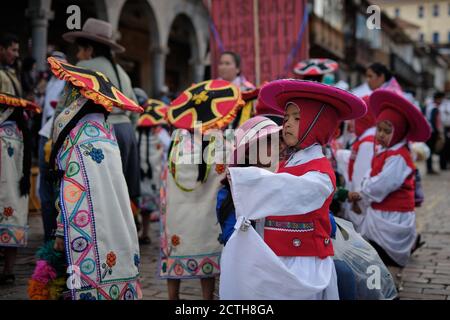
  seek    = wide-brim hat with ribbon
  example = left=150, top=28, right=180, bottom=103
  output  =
left=167, top=79, right=244, bottom=132
left=370, top=89, right=431, bottom=142
left=62, top=18, right=125, bottom=53
left=47, top=57, right=143, bottom=113
left=293, top=58, right=339, bottom=76
left=0, top=92, right=41, bottom=113
left=137, top=99, right=168, bottom=128
left=259, top=79, right=367, bottom=121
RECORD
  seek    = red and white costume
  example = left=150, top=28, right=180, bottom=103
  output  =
left=220, top=80, right=367, bottom=300
left=343, top=96, right=377, bottom=231
left=222, top=144, right=338, bottom=299
left=359, top=89, right=431, bottom=267
left=359, top=140, right=416, bottom=266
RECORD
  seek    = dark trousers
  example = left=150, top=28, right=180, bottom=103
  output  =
left=113, top=122, right=141, bottom=200
left=426, top=133, right=438, bottom=172
left=38, top=136, right=57, bottom=242
left=440, top=127, right=450, bottom=170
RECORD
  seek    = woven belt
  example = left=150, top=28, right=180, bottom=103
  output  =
left=264, top=220, right=314, bottom=233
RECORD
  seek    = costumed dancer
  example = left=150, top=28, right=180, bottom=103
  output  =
left=341, top=96, right=377, bottom=231
left=221, top=79, right=367, bottom=299
left=0, top=93, right=40, bottom=285
left=136, top=98, right=170, bottom=245
left=357, top=89, right=431, bottom=283
left=217, top=116, right=282, bottom=246
left=160, top=79, right=244, bottom=300
left=47, top=57, right=143, bottom=300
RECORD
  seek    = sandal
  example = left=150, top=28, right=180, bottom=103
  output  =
left=0, top=274, right=16, bottom=285
left=411, top=234, right=426, bottom=254
left=139, top=236, right=152, bottom=245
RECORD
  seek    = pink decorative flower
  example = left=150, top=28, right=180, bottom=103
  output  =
left=31, top=260, right=57, bottom=285
left=3, top=207, right=13, bottom=217
left=1, top=231, right=11, bottom=243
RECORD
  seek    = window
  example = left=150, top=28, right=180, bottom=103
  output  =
left=395, top=8, right=400, bottom=17
left=448, top=31, right=450, bottom=43
left=433, top=4, right=439, bottom=17
left=433, top=32, right=440, bottom=44
left=418, top=5, right=424, bottom=18
left=448, top=3, right=450, bottom=16
left=419, top=33, right=425, bottom=42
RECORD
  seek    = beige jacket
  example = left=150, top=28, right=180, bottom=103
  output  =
left=0, top=66, right=23, bottom=96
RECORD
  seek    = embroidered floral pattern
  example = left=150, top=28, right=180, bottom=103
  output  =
left=79, top=292, right=96, bottom=300
left=0, top=230, right=11, bottom=243
left=134, top=254, right=140, bottom=268
left=3, top=207, right=13, bottom=217
left=171, top=235, right=181, bottom=247
left=0, top=207, right=14, bottom=223
left=192, top=90, right=209, bottom=105
left=101, top=251, right=116, bottom=280
left=106, top=252, right=116, bottom=268
left=215, top=164, right=225, bottom=175
left=81, top=143, right=104, bottom=164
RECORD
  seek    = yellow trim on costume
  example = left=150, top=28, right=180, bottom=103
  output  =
left=47, top=57, right=143, bottom=113
left=168, top=80, right=244, bottom=132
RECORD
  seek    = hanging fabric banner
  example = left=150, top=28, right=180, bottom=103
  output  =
left=209, top=0, right=309, bottom=85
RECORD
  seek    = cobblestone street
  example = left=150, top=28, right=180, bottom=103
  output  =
left=398, top=162, right=450, bottom=300
left=1, top=162, right=449, bottom=300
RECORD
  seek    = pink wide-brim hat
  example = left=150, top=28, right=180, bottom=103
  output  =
left=229, top=116, right=282, bottom=166
left=370, top=89, right=431, bottom=142
left=259, top=79, right=367, bottom=121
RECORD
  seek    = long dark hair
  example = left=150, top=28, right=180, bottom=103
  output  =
left=49, top=101, right=108, bottom=176
left=7, top=109, right=32, bottom=196
left=137, top=127, right=153, bottom=180
left=75, top=38, right=122, bottom=90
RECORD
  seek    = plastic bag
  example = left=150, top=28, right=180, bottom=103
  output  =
left=332, top=217, right=398, bottom=300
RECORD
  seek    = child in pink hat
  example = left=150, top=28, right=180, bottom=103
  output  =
left=217, top=116, right=281, bottom=245
left=221, top=80, right=367, bottom=299
left=355, top=89, right=431, bottom=276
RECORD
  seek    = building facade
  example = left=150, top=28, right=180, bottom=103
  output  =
left=308, top=0, right=448, bottom=96
left=2, top=0, right=210, bottom=98
left=373, top=0, right=450, bottom=46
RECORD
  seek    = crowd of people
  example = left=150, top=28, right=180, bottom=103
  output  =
left=1, top=18, right=449, bottom=300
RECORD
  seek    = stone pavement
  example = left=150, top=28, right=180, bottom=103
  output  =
left=397, top=163, right=450, bottom=300
left=0, top=161, right=449, bottom=300
left=0, top=215, right=207, bottom=300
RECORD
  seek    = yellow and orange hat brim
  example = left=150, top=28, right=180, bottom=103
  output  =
left=47, top=57, right=143, bottom=113
left=137, top=99, right=168, bottom=128
left=0, top=92, right=41, bottom=113
left=167, top=79, right=244, bottom=132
